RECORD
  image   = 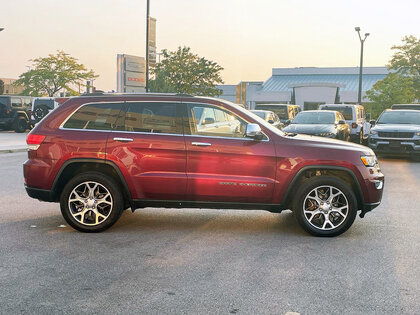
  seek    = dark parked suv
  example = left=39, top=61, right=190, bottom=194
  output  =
left=24, top=93, right=384, bottom=236
left=0, top=95, right=32, bottom=132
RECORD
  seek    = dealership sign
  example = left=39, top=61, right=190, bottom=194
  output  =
left=117, top=54, right=146, bottom=93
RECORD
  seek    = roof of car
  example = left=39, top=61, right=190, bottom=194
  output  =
left=298, top=110, right=337, bottom=113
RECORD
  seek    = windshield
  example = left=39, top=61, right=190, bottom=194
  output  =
left=377, top=111, right=420, bottom=125
left=255, top=105, right=288, bottom=119
left=292, top=112, right=335, bottom=124
left=322, top=106, right=352, bottom=120
left=251, top=111, right=266, bottom=119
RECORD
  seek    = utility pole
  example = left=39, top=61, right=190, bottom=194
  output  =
left=355, top=27, right=370, bottom=104
left=145, top=0, right=150, bottom=92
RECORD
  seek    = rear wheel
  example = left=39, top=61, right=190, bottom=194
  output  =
left=293, top=176, right=357, bottom=237
left=14, top=117, right=28, bottom=133
left=60, top=172, right=124, bottom=232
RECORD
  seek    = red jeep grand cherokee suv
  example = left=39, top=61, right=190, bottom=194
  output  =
left=23, top=93, right=384, bottom=236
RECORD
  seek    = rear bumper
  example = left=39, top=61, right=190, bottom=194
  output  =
left=25, top=185, right=55, bottom=202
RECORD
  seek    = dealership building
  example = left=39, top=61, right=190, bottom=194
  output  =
left=218, top=66, right=388, bottom=110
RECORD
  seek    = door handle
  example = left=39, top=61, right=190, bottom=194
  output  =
left=191, top=142, right=211, bottom=147
left=113, top=137, right=133, bottom=142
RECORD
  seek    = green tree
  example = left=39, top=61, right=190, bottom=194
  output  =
left=0, top=79, right=4, bottom=95
left=388, top=35, right=420, bottom=99
left=366, top=73, right=415, bottom=118
left=14, top=51, right=97, bottom=96
left=150, top=46, right=224, bottom=96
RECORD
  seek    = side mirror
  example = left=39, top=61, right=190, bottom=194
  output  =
left=268, top=119, right=275, bottom=124
left=203, top=117, right=215, bottom=125
left=338, top=120, right=346, bottom=125
left=284, top=119, right=291, bottom=126
left=246, top=123, right=263, bottom=140
left=370, top=120, right=376, bottom=125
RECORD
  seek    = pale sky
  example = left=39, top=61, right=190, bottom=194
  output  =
left=0, top=0, right=419, bottom=91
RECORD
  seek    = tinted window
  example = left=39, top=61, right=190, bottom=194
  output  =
left=116, top=102, right=181, bottom=134
left=377, top=111, right=420, bottom=125
left=255, top=105, right=288, bottom=119
left=322, top=106, right=353, bottom=120
left=292, top=112, right=335, bottom=124
left=188, top=104, right=247, bottom=138
left=34, top=99, right=55, bottom=109
left=0, top=97, right=9, bottom=107
left=63, top=103, right=123, bottom=130
left=11, top=98, right=21, bottom=107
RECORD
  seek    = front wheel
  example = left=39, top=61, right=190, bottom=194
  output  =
left=293, top=176, right=357, bottom=237
left=60, top=172, right=124, bottom=232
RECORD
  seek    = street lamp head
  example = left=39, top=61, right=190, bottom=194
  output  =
left=365, top=33, right=370, bottom=37
left=355, top=27, right=360, bottom=32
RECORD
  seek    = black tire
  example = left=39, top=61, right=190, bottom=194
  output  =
left=292, top=176, right=357, bottom=237
left=33, top=105, right=48, bottom=123
left=60, top=172, right=124, bottom=232
left=14, top=117, right=28, bottom=133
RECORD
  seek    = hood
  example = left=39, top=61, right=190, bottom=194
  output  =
left=283, top=124, right=335, bottom=135
left=371, top=124, right=420, bottom=133
left=282, top=133, right=373, bottom=155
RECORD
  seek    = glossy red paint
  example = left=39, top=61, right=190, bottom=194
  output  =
left=24, top=94, right=384, bottom=214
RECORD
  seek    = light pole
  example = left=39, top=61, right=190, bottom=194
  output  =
left=145, top=0, right=150, bottom=92
left=355, top=27, right=369, bottom=104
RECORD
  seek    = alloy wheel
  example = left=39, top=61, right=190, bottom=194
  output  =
left=303, top=185, right=349, bottom=230
left=68, top=181, right=113, bottom=226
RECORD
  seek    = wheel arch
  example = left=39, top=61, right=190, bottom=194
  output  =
left=282, top=165, right=364, bottom=211
left=51, top=158, right=133, bottom=209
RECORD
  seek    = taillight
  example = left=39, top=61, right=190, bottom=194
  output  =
left=27, top=134, right=45, bottom=151
left=352, top=123, right=357, bottom=128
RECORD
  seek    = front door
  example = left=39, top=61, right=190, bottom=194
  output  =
left=184, top=103, right=277, bottom=204
left=107, top=101, right=187, bottom=200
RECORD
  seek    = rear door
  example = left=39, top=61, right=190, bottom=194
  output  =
left=184, top=102, right=277, bottom=204
left=107, top=101, right=187, bottom=200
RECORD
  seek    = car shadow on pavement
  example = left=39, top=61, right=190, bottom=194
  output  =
left=110, top=208, right=307, bottom=236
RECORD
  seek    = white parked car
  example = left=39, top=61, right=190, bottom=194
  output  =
left=319, top=104, right=370, bottom=144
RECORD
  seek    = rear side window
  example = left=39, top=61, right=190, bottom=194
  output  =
left=11, top=98, right=22, bottom=107
left=115, top=102, right=182, bottom=134
left=63, top=103, right=123, bottom=130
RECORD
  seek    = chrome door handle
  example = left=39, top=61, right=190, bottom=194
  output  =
left=113, top=137, right=133, bottom=142
left=191, top=142, right=211, bottom=147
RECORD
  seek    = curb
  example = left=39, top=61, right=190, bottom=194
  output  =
left=0, top=148, right=28, bottom=154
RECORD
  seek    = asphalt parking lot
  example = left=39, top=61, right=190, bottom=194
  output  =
left=0, top=150, right=419, bottom=314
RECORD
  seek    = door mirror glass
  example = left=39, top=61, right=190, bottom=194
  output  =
left=246, top=123, right=263, bottom=140
left=370, top=120, right=376, bottom=125
left=338, top=120, right=346, bottom=125
left=267, top=119, right=274, bottom=124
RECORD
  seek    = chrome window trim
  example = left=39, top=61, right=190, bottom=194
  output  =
left=59, top=100, right=269, bottom=141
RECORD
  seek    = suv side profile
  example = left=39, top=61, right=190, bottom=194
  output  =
left=319, top=104, right=369, bottom=144
left=0, top=95, right=32, bottom=132
left=24, top=94, right=384, bottom=236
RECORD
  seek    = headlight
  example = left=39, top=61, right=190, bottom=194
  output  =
left=370, top=130, right=378, bottom=135
left=416, top=132, right=420, bottom=136
left=361, top=155, right=378, bottom=167
left=317, top=132, right=335, bottom=137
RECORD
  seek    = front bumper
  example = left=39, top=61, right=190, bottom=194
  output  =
left=368, top=137, right=420, bottom=156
